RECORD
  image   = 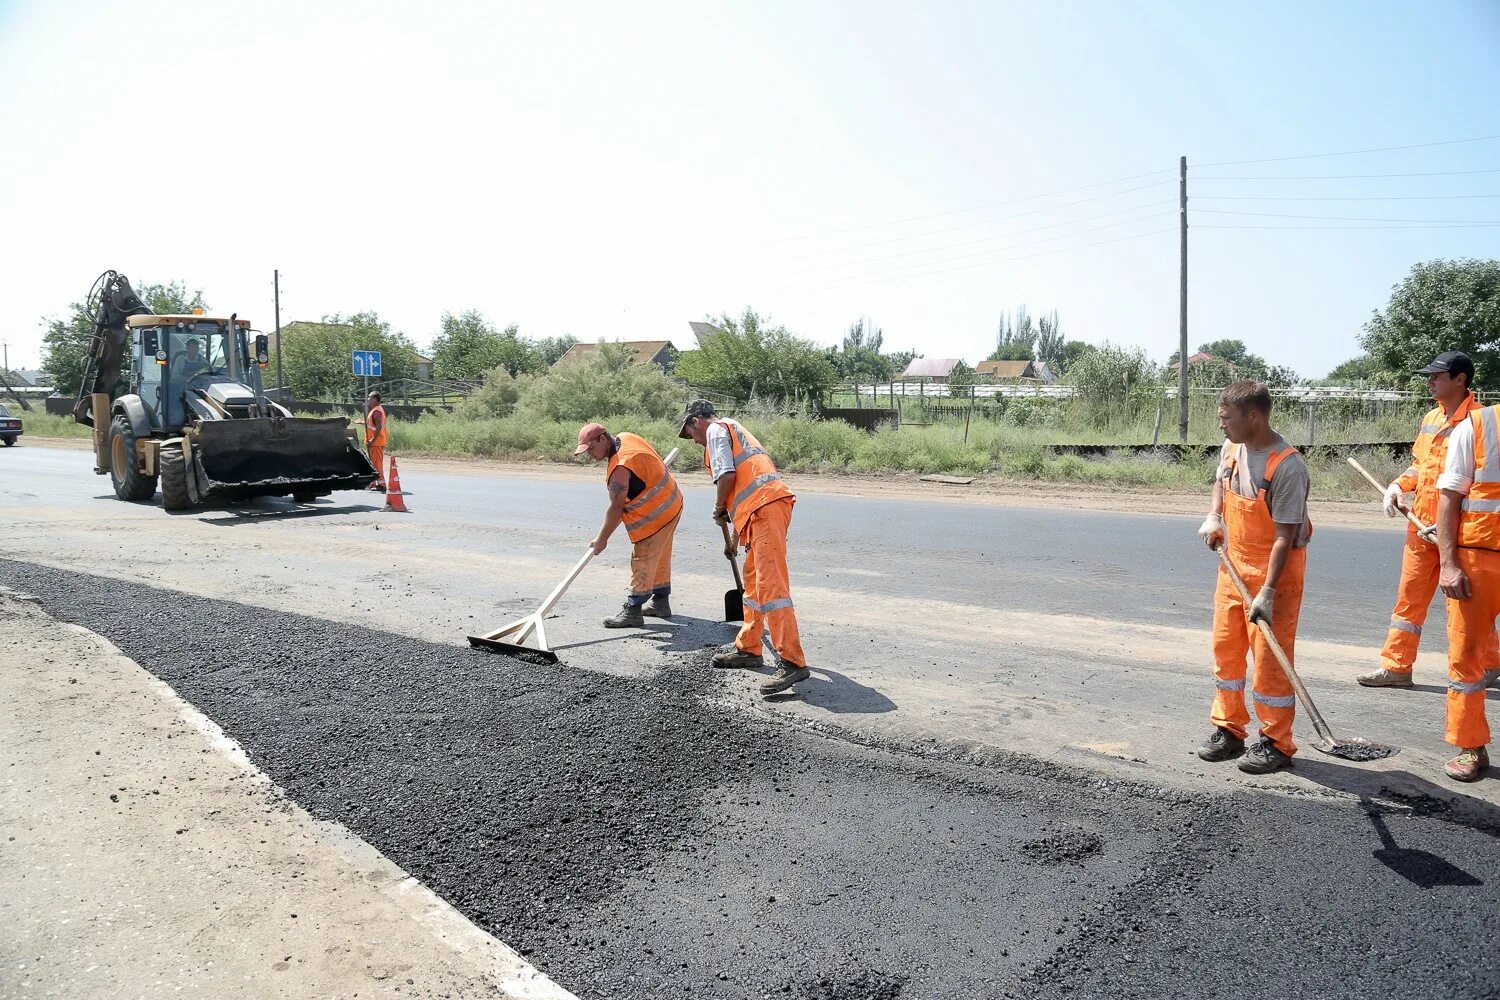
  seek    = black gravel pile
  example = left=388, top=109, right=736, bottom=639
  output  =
left=6, top=557, right=1498, bottom=1000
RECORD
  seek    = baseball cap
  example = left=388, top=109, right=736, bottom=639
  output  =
left=573, top=422, right=608, bottom=455
left=1416, top=351, right=1475, bottom=381
left=677, top=399, right=717, bottom=439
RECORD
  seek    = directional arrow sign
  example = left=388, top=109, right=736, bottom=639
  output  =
left=352, top=350, right=383, bottom=377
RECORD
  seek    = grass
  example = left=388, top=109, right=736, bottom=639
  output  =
left=5, top=410, right=90, bottom=439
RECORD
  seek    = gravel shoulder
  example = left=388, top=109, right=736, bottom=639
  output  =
left=0, top=589, right=571, bottom=1000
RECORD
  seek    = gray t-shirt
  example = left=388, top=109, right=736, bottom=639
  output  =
left=1217, top=436, right=1311, bottom=547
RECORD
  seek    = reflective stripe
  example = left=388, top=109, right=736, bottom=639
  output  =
left=1476, top=407, right=1500, bottom=483
left=1460, top=498, right=1500, bottom=512
left=1215, top=679, right=1245, bottom=692
left=724, top=420, right=769, bottom=466
left=625, top=473, right=673, bottom=513
left=742, top=596, right=761, bottom=612
left=733, top=446, right=769, bottom=466
left=630, top=484, right=682, bottom=532
left=1388, top=618, right=1422, bottom=637
left=1252, top=691, right=1296, bottom=709
left=1420, top=422, right=1444, bottom=434
left=1450, top=677, right=1489, bottom=694
left=731, top=472, right=783, bottom=517
left=759, top=597, right=795, bottom=613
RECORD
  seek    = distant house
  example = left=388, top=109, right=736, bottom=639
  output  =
left=412, top=352, right=435, bottom=382
left=11, top=369, right=49, bottom=388
left=687, top=321, right=723, bottom=344
left=898, top=358, right=964, bottom=383
left=1172, top=351, right=1217, bottom=372
left=977, top=359, right=1039, bottom=381
left=553, top=340, right=677, bottom=371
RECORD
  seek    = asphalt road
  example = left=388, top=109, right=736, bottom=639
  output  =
left=3, top=444, right=1499, bottom=997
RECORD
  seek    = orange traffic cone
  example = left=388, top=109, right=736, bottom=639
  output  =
left=383, top=457, right=410, bottom=513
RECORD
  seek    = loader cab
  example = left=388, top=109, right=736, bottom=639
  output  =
left=126, top=315, right=254, bottom=431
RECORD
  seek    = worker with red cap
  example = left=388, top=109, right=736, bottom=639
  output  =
left=575, top=422, right=682, bottom=627
left=679, top=399, right=810, bottom=695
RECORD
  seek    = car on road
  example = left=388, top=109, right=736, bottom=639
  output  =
left=0, top=404, right=21, bottom=447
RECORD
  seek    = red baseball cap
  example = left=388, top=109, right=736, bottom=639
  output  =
left=574, top=422, right=608, bottom=455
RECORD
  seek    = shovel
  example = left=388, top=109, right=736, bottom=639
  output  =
left=469, top=446, right=681, bottom=662
left=1215, top=544, right=1398, bottom=762
left=1347, top=456, right=1434, bottom=540
left=719, top=521, right=745, bottom=622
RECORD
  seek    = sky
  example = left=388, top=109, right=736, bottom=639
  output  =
left=1, top=0, right=1497, bottom=379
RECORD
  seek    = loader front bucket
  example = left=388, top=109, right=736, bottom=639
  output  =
left=190, top=416, right=378, bottom=502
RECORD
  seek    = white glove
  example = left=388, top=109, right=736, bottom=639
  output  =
left=1198, top=514, right=1226, bottom=550
left=1383, top=482, right=1404, bottom=518
left=1249, top=586, right=1276, bottom=626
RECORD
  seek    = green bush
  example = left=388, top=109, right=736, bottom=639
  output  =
left=763, top=417, right=862, bottom=471
left=515, top=344, right=685, bottom=423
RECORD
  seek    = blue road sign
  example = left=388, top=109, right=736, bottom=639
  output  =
left=352, top=350, right=382, bottom=377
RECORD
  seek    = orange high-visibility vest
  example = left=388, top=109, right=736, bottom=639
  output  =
left=366, top=404, right=388, bottom=449
left=703, top=418, right=793, bottom=530
left=1457, top=405, right=1500, bottom=552
left=608, top=432, right=682, bottom=543
left=1398, top=392, right=1479, bottom=525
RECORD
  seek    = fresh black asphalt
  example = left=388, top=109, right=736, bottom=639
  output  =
left=4, top=558, right=1497, bottom=999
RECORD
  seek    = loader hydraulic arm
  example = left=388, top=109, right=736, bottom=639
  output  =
left=72, top=270, right=152, bottom=425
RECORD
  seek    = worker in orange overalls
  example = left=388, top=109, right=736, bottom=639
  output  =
left=1196, top=380, right=1312, bottom=775
left=1432, top=399, right=1500, bottom=781
left=576, top=422, right=683, bottom=627
left=365, top=391, right=388, bottom=492
left=1361, top=351, right=1500, bottom=689
left=679, top=399, right=809, bottom=696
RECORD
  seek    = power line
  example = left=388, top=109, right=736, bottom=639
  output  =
left=1193, top=167, right=1500, bottom=181
left=1195, top=208, right=1500, bottom=224
left=789, top=201, right=1177, bottom=276
left=782, top=180, right=1174, bottom=262
left=741, top=168, right=1174, bottom=248
left=1197, top=134, right=1500, bottom=168
left=1197, top=193, right=1500, bottom=201
left=1199, top=222, right=1500, bottom=231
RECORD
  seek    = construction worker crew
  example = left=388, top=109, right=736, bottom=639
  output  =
left=576, top=422, right=683, bottom=628
left=679, top=399, right=810, bottom=695
left=1361, top=351, right=1500, bottom=689
left=1430, top=396, right=1500, bottom=781
left=365, top=392, right=388, bottom=492
left=1196, top=380, right=1312, bottom=775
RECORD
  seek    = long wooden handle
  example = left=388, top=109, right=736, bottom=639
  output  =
left=719, top=521, right=744, bottom=589
left=1214, top=544, right=1338, bottom=745
left=538, top=547, right=597, bottom=617
left=1346, top=456, right=1431, bottom=536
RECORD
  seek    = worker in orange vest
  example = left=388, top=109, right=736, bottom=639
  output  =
left=1361, top=352, right=1500, bottom=688
left=576, top=422, right=683, bottom=627
left=365, top=391, right=388, bottom=492
left=1433, top=399, right=1500, bottom=781
left=1196, top=380, right=1312, bottom=775
left=679, top=399, right=809, bottom=696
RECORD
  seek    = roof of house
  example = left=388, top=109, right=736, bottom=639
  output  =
left=900, top=357, right=963, bottom=378
left=1172, top=351, right=1216, bottom=371
left=688, top=321, right=723, bottom=343
left=553, top=340, right=677, bottom=367
left=977, top=360, right=1037, bottom=378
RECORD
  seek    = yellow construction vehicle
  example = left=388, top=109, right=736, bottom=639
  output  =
left=72, top=270, right=377, bottom=510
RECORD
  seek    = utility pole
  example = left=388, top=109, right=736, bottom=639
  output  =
left=274, top=269, right=284, bottom=402
left=2, top=340, right=8, bottom=374
left=1177, top=155, right=1189, bottom=443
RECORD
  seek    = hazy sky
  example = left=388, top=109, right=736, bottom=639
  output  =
left=2, top=0, right=1496, bottom=378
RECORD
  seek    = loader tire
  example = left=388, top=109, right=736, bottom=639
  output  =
left=159, top=444, right=193, bottom=512
left=109, top=414, right=157, bottom=503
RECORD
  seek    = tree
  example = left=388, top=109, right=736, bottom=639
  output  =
left=1054, top=339, right=1091, bottom=376
left=947, top=360, right=976, bottom=393
left=674, top=309, right=836, bottom=405
left=1035, top=311, right=1064, bottom=368
left=283, top=311, right=422, bottom=400
left=41, top=278, right=208, bottom=396
left=886, top=349, right=920, bottom=375
left=533, top=335, right=579, bottom=367
left=489, top=325, right=547, bottom=378
left=430, top=310, right=509, bottom=383
left=1362, top=259, right=1500, bottom=388
left=989, top=306, right=1037, bottom=362
left=1324, top=355, right=1389, bottom=385
left=514, top=342, right=684, bottom=422
left=829, top=317, right=893, bottom=382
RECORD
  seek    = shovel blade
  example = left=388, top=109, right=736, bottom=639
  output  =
left=724, top=587, right=744, bottom=623
left=1312, top=736, right=1399, bottom=762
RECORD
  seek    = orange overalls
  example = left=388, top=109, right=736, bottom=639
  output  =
left=1380, top=393, right=1499, bottom=675
left=707, top=419, right=806, bottom=668
left=366, top=403, right=388, bottom=488
left=608, top=432, right=683, bottom=606
left=1443, top=405, right=1500, bottom=749
left=1212, top=446, right=1308, bottom=757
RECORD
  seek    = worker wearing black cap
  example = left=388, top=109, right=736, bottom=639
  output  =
left=1360, top=350, right=1500, bottom=691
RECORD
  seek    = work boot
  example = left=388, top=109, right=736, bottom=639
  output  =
left=1444, top=746, right=1490, bottom=783
left=1356, top=667, right=1413, bottom=688
left=642, top=596, right=672, bottom=620
left=1237, top=738, right=1293, bottom=775
left=603, top=603, right=646, bottom=628
left=759, top=664, right=811, bottom=695
left=711, top=646, right=764, bottom=670
left=1195, top=727, right=1246, bottom=762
